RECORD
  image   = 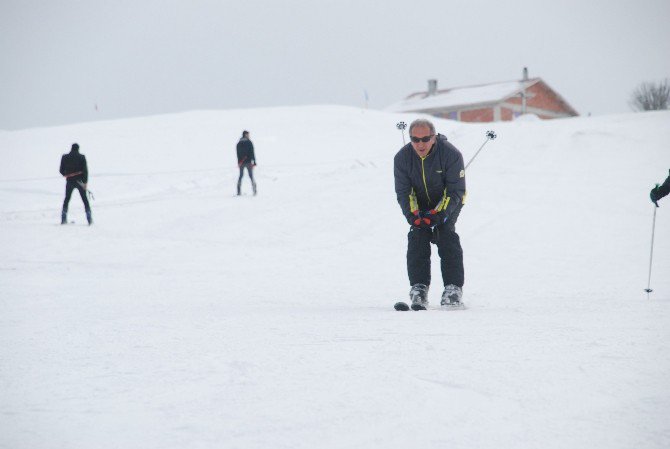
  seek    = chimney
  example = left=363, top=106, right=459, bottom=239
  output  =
left=427, top=79, right=438, bottom=96
left=522, top=67, right=529, bottom=81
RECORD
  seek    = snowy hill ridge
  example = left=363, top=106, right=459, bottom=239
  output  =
left=1, top=106, right=669, bottom=449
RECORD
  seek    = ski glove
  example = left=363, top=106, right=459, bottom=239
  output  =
left=424, top=209, right=448, bottom=227
left=650, top=185, right=660, bottom=207
left=408, top=211, right=431, bottom=229
left=408, top=210, right=447, bottom=228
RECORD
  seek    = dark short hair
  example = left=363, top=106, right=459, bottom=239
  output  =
left=409, top=119, right=435, bottom=135
left=242, top=130, right=249, bottom=137
left=71, top=143, right=79, bottom=151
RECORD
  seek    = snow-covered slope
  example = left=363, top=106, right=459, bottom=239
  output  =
left=1, top=106, right=669, bottom=449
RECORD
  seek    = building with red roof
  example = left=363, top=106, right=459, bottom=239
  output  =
left=386, top=68, right=578, bottom=122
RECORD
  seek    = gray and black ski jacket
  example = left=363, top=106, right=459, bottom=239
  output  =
left=393, top=134, right=466, bottom=220
left=237, top=138, right=256, bottom=166
left=59, top=149, right=88, bottom=183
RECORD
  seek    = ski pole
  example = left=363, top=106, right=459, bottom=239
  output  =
left=465, top=130, right=497, bottom=170
left=645, top=195, right=659, bottom=297
left=396, top=121, right=407, bottom=145
left=77, top=180, right=95, bottom=201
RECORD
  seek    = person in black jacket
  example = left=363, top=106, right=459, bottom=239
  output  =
left=59, top=143, right=92, bottom=225
left=394, top=119, right=466, bottom=310
left=236, top=130, right=257, bottom=196
left=650, top=170, right=670, bottom=206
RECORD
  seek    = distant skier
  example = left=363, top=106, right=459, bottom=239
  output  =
left=236, top=130, right=257, bottom=196
left=59, top=143, right=92, bottom=225
left=394, top=119, right=466, bottom=310
left=650, top=169, right=670, bottom=206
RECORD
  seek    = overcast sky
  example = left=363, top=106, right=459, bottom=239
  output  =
left=1, top=0, right=669, bottom=130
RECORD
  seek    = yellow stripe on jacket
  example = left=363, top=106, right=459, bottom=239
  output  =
left=435, top=189, right=450, bottom=212
left=409, top=188, right=418, bottom=214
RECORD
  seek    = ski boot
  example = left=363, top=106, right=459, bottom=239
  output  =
left=252, top=181, right=257, bottom=196
left=86, top=210, right=93, bottom=226
left=440, top=284, right=464, bottom=309
left=410, top=283, right=429, bottom=311
left=61, top=211, right=67, bottom=225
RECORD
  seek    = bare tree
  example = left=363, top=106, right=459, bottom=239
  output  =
left=630, top=79, right=670, bottom=111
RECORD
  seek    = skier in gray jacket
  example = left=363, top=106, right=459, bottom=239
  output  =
left=393, top=119, right=466, bottom=310
left=59, top=143, right=92, bottom=225
left=236, top=130, right=257, bottom=196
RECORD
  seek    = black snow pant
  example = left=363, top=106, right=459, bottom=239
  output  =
left=237, top=163, right=256, bottom=195
left=407, top=204, right=464, bottom=288
left=62, top=179, right=90, bottom=214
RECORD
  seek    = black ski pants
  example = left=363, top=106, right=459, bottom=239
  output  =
left=62, top=179, right=90, bottom=213
left=237, top=163, right=256, bottom=194
left=407, top=204, right=463, bottom=288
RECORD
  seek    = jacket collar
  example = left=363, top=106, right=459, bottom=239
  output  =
left=410, top=143, right=436, bottom=161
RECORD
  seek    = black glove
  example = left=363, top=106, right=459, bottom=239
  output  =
left=650, top=185, right=660, bottom=207
left=424, top=209, right=448, bottom=227
left=407, top=210, right=448, bottom=228
left=407, top=211, right=431, bottom=229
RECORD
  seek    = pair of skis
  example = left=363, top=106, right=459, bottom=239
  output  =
left=394, top=301, right=466, bottom=311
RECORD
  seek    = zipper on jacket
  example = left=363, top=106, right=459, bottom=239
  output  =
left=420, top=157, right=432, bottom=203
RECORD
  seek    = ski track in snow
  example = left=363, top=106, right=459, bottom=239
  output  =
left=1, top=106, right=669, bottom=449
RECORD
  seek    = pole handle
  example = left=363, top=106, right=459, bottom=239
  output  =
left=396, top=122, right=407, bottom=145
left=464, top=130, right=496, bottom=170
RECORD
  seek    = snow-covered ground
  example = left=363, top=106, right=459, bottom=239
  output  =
left=1, top=106, right=669, bottom=449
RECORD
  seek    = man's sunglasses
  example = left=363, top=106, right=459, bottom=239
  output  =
left=410, top=135, right=434, bottom=143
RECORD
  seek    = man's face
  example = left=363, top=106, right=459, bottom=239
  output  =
left=410, top=125, right=435, bottom=158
